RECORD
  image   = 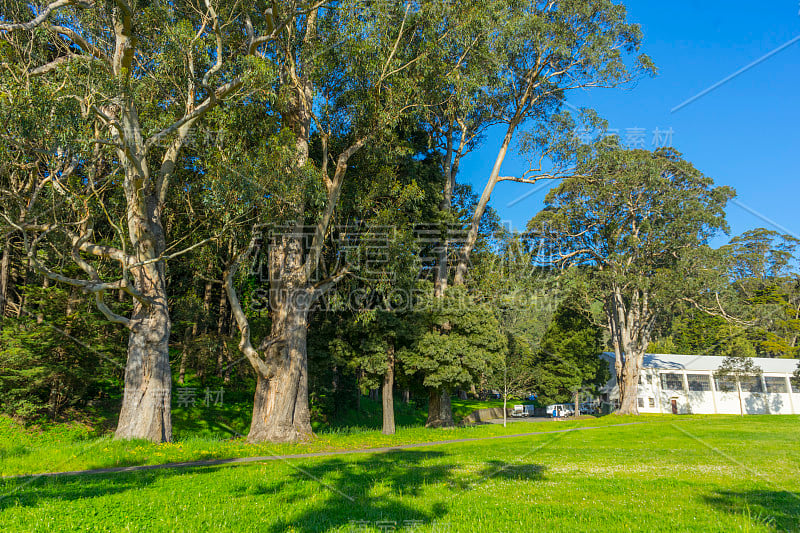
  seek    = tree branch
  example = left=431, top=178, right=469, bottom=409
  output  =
left=0, top=0, right=90, bottom=32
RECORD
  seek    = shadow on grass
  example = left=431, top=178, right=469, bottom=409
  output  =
left=476, top=460, right=546, bottom=483
left=263, top=451, right=547, bottom=532
left=258, top=450, right=453, bottom=532
left=0, top=444, right=31, bottom=462
left=1, top=448, right=547, bottom=531
left=0, top=469, right=162, bottom=511
left=704, top=490, right=800, bottom=532
left=172, top=404, right=251, bottom=439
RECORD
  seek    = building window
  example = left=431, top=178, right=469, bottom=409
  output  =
left=687, top=374, right=712, bottom=392
left=638, top=398, right=644, bottom=408
left=739, top=376, right=763, bottom=393
left=764, top=376, right=788, bottom=394
left=792, top=378, right=800, bottom=394
left=714, top=376, right=737, bottom=393
left=660, top=373, right=684, bottom=391
left=648, top=397, right=655, bottom=407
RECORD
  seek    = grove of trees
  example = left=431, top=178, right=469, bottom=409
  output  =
left=1, top=0, right=797, bottom=439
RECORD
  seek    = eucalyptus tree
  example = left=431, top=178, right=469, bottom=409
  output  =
left=223, top=0, right=453, bottom=442
left=408, top=2, right=503, bottom=426
left=528, top=145, right=734, bottom=414
left=450, top=0, right=655, bottom=287
left=723, top=229, right=800, bottom=357
left=413, top=0, right=651, bottom=426
left=0, top=0, right=289, bottom=441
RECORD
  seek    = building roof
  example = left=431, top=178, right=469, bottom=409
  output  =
left=600, top=352, right=800, bottom=374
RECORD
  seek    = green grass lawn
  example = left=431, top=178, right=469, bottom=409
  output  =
left=0, top=411, right=610, bottom=478
left=0, top=395, right=525, bottom=477
left=1, top=415, right=799, bottom=532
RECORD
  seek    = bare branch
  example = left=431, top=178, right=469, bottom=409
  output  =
left=50, top=24, right=111, bottom=66
left=224, top=237, right=275, bottom=379
left=0, top=0, right=89, bottom=32
left=312, top=266, right=350, bottom=299
left=28, top=53, right=90, bottom=75
left=247, top=0, right=329, bottom=55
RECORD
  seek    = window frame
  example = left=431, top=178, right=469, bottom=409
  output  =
left=660, top=372, right=684, bottom=392
left=764, top=376, right=789, bottom=394
left=686, top=374, right=712, bottom=392
left=714, top=376, right=737, bottom=393
left=739, top=375, right=763, bottom=393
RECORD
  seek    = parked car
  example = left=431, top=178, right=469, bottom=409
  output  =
left=546, top=404, right=574, bottom=418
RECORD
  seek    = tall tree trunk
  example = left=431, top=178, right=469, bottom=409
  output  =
left=453, top=124, right=516, bottom=286
left=0, top=236, right=10, bottom=329
left=426, top=389, right=454, bottom=428
left=382, top=344, right=396, bottom=435
left=178, top=325, right=192, bottom=385
left=36, top=276, right=49, bottom=324
left=617, top=367, right=640, bottom=415
left=223, top=341, right=232, bottom=385
left=244, top=228, right=314, bottom=442
left=17, top=253, right=30, bottom=317
left=248, top=292, right=312, bottom=442
left=608, top=287, right=653, bottom=416
left=426, top=126, right=468, bottom=427
left=574, top=390, right=580, bottom=418
left=115, top=156, right=173, bottom=441
left=216, top=282, right=228, bottom=377
left=738, top=386, right=744, bottom=416
left=614, top=343, right=643, bottom=415
left=115, top=265, right=172, bottom=441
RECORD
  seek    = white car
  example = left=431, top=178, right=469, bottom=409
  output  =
left=546, top=404, right=574, bottom=418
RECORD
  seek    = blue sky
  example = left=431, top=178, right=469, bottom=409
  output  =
left=460, top=0, right=800, bottom=245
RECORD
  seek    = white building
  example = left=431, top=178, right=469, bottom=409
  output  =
left=600, top=353, right=800, bottom=415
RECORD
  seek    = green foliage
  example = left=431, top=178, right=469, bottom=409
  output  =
left=722, top=229, right=800, bottom=358
left=530, top=303, right=607, bottom=406
left=0, top=286, right=126, bottom=421
left=714, top=338, right=762, bottom=394
left=646, top=336, right=678, bottom=354
left=402, top=285, right=507, bottom=391
left=670, top=310, right=735, bottom=356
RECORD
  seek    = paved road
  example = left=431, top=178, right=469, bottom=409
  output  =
left=3, top=421, right=646, bottom=480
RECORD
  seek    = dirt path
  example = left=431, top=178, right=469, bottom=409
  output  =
left=4, top=421, right=646, bottom=480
